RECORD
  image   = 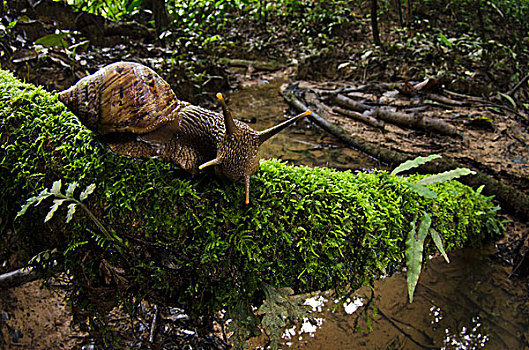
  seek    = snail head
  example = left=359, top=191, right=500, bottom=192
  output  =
left=199, top=93, right=311, bottom=204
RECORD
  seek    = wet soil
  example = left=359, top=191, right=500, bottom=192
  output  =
left=229, top=78, right=383, bottom=172
left=293, top=81, right=529, bottom=193
left=0, top=279, right=85, bottom=349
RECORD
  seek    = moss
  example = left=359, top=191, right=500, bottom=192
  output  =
left=0, top=68, right=501, bottom=334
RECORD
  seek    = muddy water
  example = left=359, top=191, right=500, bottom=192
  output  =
left=229, top=80, right=383, bottom=171
left=230, top=81, right=528, bottom=349
left=281, top=248, right=528, bottom=349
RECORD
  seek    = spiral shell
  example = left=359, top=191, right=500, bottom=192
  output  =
left=59, top=61, right=188, bottom=134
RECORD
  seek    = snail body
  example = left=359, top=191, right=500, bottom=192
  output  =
left=59, top=62, right=310, bottom=204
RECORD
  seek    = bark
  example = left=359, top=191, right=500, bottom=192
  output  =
left=475, top=0, right=486, bottom=42
left=334, top=93, right=460, bottom=137
left=217, top=58, right=286, bottom=71
left=144, top=0, right=170, bottom=31
left=406, top=0, right=412, bottom=29
left=372, top=108, right=460, bottom=137
left=393, top=0, right=403, bottom=27
left=426, top=93, right=468, bottom=106
left=333, top=106, right=385, bottom=129
left=334, top=93, right=372, bottom=112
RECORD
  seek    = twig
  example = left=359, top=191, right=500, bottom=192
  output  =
left=475, top=103, right=528, bottom=121
left=377, top=308, right=441, bottom=349
left=426, top=93, right=468, bottom=106
left=443, top=89, right=488, bottom=103
left=0, top=266, right=37, bottom=289
left=508, top=251, right=528, bottom=278
left=215, top=314, right=229, bottom=344
left=508, top=231, right=529, bottom=278
left=149, top=304, right=159, bottom=344
left=507, top=73, right=529, bottom=97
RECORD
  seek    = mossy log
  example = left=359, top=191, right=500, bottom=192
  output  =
left=0, top=69, right=500, bottom=334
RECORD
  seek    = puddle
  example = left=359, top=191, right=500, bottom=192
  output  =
left=249, top=247, right=528, bottom=349
left=230, top=81, right=529, bottom=349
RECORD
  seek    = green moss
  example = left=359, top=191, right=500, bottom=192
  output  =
left=0, top=68, right=501, bottom=336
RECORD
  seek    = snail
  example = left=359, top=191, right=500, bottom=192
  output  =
left=58, top=61, right=311, bottom=204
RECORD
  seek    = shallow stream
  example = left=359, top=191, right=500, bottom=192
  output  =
left=230, top=79, right=528, bottom=349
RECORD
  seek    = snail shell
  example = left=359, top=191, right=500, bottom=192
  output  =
left=59, top=62, right=187, bottom=134
left=59, top=61, right=311, bottom=204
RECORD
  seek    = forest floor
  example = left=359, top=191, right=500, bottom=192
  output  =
left=1, top=1, right=528, bottom=348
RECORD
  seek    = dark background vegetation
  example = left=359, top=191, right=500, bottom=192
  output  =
left=1, top=0, right=528, bottom=100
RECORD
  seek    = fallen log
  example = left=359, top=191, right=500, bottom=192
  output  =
left=332, top=106, right=385, bottom=129
left=217, top=57, right=286, bottom=71
left=283, top=89, right=409, bottom=164
left=283, top=87, right=529, bottom=221
left=334, top=93, right=460, bottom=136
left=372, top=108, right=460, bottom=136
left=334, top=93, right=372, bottom=112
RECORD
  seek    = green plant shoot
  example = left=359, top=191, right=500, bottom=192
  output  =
left=16, top=180, right=122, bottom=247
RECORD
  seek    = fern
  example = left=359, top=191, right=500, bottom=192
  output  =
left=406, top=183, right=438, bottom=199
left=416, top=168, right=476, bottom=185
left=430, top=228, right=450, bottom=263
left=257, top=284, right=310, bottom=350
left=64, top=240, right=89, bottom=255
left=390, top=154, right=442, bottom=176
left=226, top=300, right=260, bottom=350
left=405, top=212, right=430, bottom=303
left=16, top=180, right=123, bottom=251
left=393, top=156, right=476, bottom=303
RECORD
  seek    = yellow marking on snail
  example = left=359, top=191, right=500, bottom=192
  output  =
left=199, top=158, right=221, bottom=170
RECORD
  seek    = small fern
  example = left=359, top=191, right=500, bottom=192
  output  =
left=257, top=284, right=310, bottom=350
left=64, top=240, right=89, bottom=255
left=405, top=212, right=430, bottom=303
left=226, top=300, right=261, bottom=350
left=392, top=155, right=475, bottom=302
left=16, top=179, right=123, bottom=250
left=390, top=154, right=442, bottom=176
